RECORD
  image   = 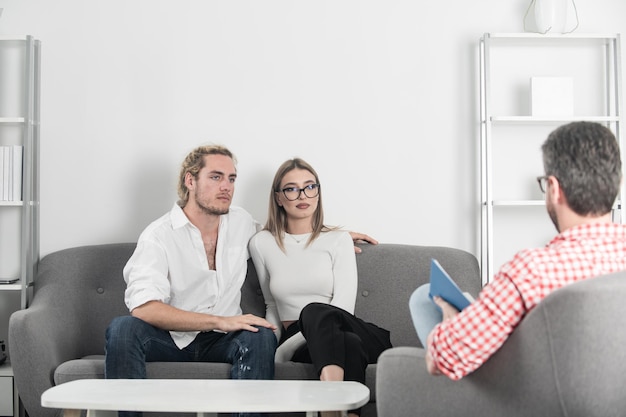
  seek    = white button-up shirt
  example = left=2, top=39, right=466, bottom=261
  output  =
left=124, top=203, right=260, bottom=349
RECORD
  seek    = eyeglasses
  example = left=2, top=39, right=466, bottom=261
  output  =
left=279, top=183, right=320, bottom=201
left=536, top=176, right=550, bottom=193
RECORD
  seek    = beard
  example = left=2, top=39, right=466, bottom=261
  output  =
left=195, top=195, right=230, bottom=216
left=547, top=200, right=560, bottom=233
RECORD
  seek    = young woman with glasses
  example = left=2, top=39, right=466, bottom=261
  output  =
left=249, top=158, right=392, bottom=417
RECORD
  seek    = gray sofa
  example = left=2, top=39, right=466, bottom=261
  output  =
left=9, top=242, right=481, bottom=417
left=376, top=270, right=626, bottom=417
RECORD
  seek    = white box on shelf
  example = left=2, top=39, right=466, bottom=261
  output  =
left=530, top=76, right=574, bottom=117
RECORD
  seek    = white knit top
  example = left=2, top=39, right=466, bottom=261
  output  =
left=248, top=229, right=358, bottom=334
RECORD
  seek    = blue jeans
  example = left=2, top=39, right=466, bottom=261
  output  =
left=105, top=316, right=277, bottom=417
left=409, top=284, right=443, bottom=348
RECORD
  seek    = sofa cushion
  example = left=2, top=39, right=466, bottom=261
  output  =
left=55, top=355, right=379, bottom=401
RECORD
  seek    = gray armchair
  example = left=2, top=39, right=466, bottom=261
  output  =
left=376, top=270, right=626, bottom=417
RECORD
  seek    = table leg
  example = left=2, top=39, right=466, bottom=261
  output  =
left=86, top=410, right=117, bottom=417
left=63, top=410, right=81, bottom=417
left=196, top=413, right=217, bottom=417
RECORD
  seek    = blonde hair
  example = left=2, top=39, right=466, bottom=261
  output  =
left=177, top=145, right=236, bottom=207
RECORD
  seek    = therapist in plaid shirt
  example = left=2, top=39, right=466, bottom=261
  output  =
left=410, top=121, right=626, bottom=380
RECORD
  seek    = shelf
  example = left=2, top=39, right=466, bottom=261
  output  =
left=487, top=33, right=619, bottom=40
left=491, top=200, right=545, bottom=206
left=484, top=33, right=620, bottom=48
left=0, top=36, right=31, bottom=41
left=0, top=280, right=21, bottom=291
left=0, top=35, right=39, bottom=417
left=0, top=35, right=41, bottom=316
left=490, top=116, right=620, bottom=124
left=0, top=118, right=25, bottom=124
left=479, top=33, right=623, bottom=284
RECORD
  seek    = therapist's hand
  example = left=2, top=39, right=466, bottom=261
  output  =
left=425, top=330, right=442, bottom=376
left=433, top=296, right=460, bottom=321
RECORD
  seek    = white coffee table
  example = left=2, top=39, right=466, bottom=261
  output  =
left=41, top=379, right=370, bottom=417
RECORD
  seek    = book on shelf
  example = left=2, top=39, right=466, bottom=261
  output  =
left=0, top=147, right=3, bottom=200
left=1, top=147, right=9, bottom=201
left=0, top=145, right=23, bottom=201
left=12, top=145, right=23, bottom=201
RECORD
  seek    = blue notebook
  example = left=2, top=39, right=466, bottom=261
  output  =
left=428, top=259, right=472, bottom=311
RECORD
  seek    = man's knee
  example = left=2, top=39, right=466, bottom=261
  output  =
left=105, top=315, right=152, bottom=351
left=233, top=326, right=277, bottom=356
left=230, top=327, right=277, bottom=380
left=251, top=326, right=278, bottom=353
left=107, top=316, right=139, bottom=338
left=409, top=284, right=431, bottom=313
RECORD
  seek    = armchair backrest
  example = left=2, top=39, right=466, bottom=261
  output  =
left=437, top=270, right=626, bottom=417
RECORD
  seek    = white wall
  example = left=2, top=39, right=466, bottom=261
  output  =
left=1, top=0, right=625, bottom=261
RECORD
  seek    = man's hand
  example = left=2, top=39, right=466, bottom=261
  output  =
left=424, top=298, right=460, bottom=376
left=433, top=296, right=460, bottom=321
left=216, top=314, right=277, bottom=333
left=425, top=329, right=442, bottom=376
left=348, top=231, right=379, bottom=253
left=132, top=301, right=277, bottom=333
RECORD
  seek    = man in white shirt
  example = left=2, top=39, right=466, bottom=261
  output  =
left=105, top=145, right=277, bottom=417
left=105, top=145, right=375, bottom=417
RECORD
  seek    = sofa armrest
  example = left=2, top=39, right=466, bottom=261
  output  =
left=9, top=243, right=134, bottom=417
left=9, top=303, right=78, bottom=417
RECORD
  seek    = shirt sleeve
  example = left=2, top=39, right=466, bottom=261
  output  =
left=328, top=232, right=358, bottom=314
left=123, top=238, right=172, bottom=312
left=248, top=234, right=282, bottom=341
left=428, top=268, right=526, bottom=380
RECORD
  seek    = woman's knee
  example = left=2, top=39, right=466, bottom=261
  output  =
left=299, top=302, right=340, bottom=327
left=300, top=302, right=327, bottom=320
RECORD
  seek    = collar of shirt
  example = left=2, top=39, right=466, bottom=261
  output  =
left=547, top=222, right=626, bottom=246
left=170, top=203, right=192, bottom=229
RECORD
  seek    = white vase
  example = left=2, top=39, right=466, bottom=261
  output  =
left=534, top=0, right=569, bottom=33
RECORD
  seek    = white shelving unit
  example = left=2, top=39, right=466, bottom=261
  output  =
left=0, top=35, right=41, bottom=417
left=479, top=33, right=623, bottom=285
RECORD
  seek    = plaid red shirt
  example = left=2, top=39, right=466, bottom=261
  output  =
left=429, top=222, right=626, bottom=380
